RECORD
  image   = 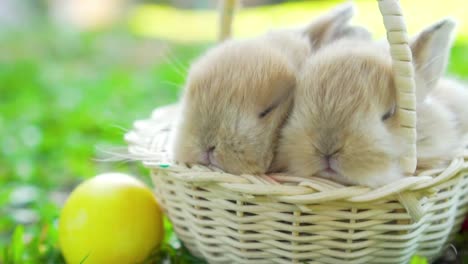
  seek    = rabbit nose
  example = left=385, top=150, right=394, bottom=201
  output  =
left=202, top=146, right=222, bottom=169
left=208, top=147, right=223, bottom=169
left=324, top=155, right=333, bottom=169
left=322, top=155, right=338, bottom=174
left=207, top=146, right=216, bottom=161
left=201, top=146, right=215, bottom=165
left=323, top=148, right=341, bottom=171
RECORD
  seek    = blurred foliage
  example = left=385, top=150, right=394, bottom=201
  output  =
left=0, top=0, right=467, bottom=263
left=0, top=28, right=206, bottom=188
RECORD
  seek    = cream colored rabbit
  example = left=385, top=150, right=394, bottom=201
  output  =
left=411, top=19, right=467, bottom=168
left=276, top=19, right=464, bottom=187
left=431, top=78, right=468, bottom=141
left=170, top=3, right=367, bottom=175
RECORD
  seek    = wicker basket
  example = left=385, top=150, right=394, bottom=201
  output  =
left=125, top=1, right=468, bottom=263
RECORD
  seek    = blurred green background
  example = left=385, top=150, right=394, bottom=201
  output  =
left=1, top=0, right=467, bottom=263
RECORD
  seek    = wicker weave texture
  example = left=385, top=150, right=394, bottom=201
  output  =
left=151, top=171, right=467, bottom=264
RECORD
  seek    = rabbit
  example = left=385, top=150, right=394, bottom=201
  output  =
left=410, top=19, right=468, bottom=168
left=417, top=78, right=468, bottom=169
left=275, top=19, right=461, bottom=187
left=170, top=3, right=369, bottom=175
left=430, top=78, right=468, bottom=141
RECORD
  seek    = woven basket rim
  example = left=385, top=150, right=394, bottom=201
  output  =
left=142, top=152, right=467, bottom=201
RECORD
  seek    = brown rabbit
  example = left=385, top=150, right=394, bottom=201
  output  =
left=170, top=3, right=367, bottom=175
left=276, top=19, right=463, bottom=187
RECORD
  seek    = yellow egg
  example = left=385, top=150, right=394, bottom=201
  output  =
left=59, top=173, right=164, bottom=264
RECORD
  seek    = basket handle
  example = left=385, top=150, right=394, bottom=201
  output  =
left=218, top=0, right=237, bottom=42
left=378, top=0, right=417, bottom=175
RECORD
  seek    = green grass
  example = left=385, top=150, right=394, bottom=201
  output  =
left=1, top=1, right=468, bottom=263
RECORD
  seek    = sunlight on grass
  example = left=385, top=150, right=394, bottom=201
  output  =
left=129, top=0, right=468, bottom=43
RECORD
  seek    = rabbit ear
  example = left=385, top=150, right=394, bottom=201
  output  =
left=303, top=2, right=360, bottom=49
left=411, top=19, right=456, bottom=94
left=338, top=25, right=372, bottom=40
